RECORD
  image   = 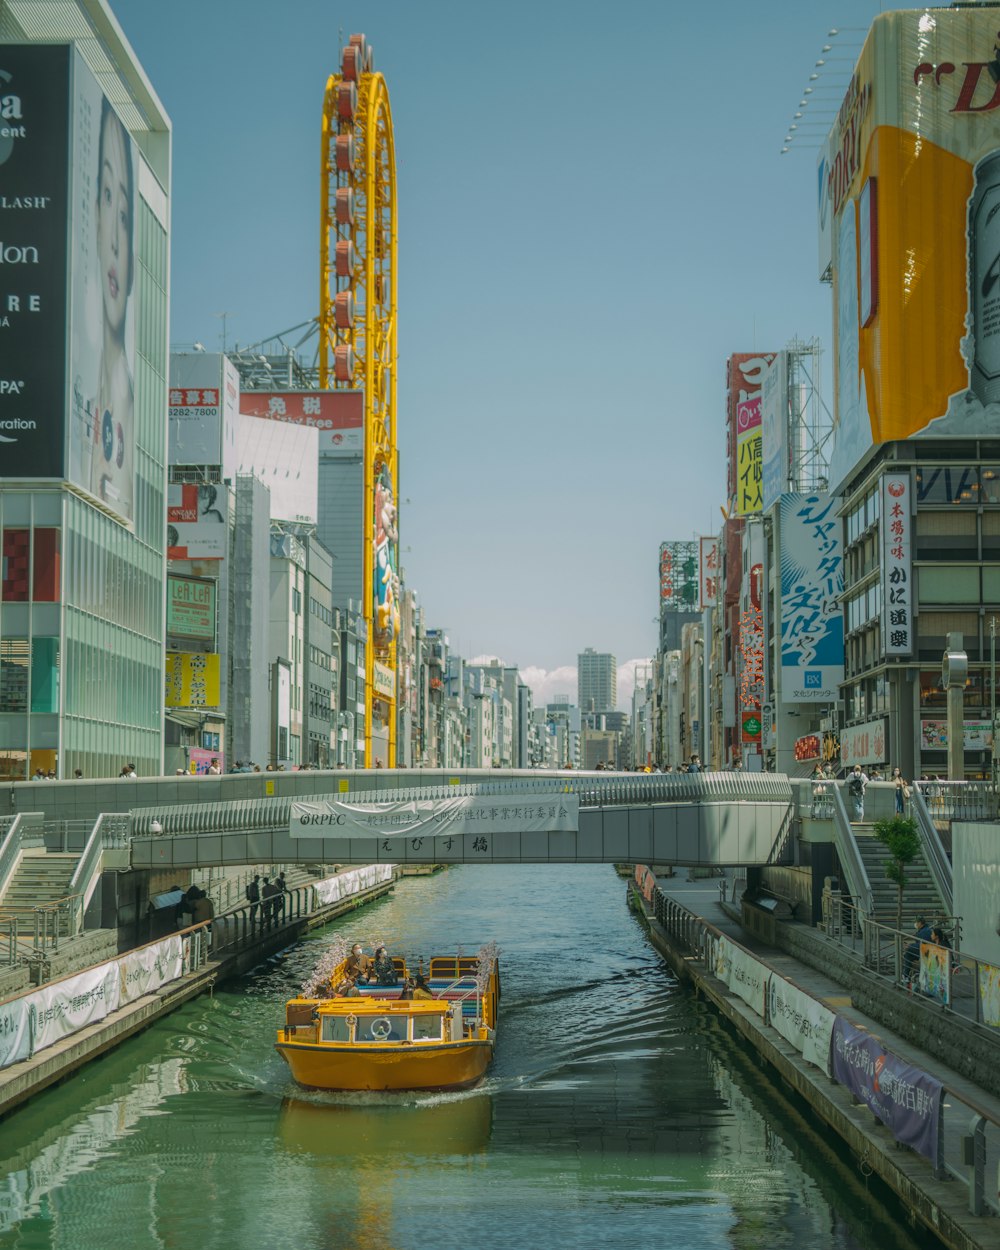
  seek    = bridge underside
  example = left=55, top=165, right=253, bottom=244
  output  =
left=129, top=800, right=788, bottom=870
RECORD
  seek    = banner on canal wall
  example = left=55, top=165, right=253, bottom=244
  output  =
left=118, top=935, right=185, bottom=1006
left=830, top=1017, right=942, bottom=1162
left=313, top=864, right=394, bottom=907
left=766, top=975, right=836, bottom=1076
left=714, top=935, right=767, bottom=1017
left=28, top=962, right=121, bottom=1056
left=290, top=794, right=580, bottom=840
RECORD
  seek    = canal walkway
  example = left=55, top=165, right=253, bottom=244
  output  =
left=0, top=866, right=398, bottom=1120
left=640, top=873, right=1000, bottom=1250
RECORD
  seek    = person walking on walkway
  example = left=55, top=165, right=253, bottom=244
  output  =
left=261, top=876, right=279, bottom=927
left=892, top=766, right=908, bottom=815
left=245, top=874, right=261, bottom=928
left=847, top=765, right=868, bottom=821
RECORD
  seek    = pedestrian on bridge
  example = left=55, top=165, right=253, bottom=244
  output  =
left=847, top=765, right=868, bottom=821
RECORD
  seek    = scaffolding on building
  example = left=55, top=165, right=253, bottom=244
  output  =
left=785, top=336, right=832, bottom=494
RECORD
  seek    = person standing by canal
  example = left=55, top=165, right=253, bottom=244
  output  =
left=892, top=766, right=908, bottom=815
left=847, top=765, right=868, bottom=821
left=245, top=874, right=261, bottom=928
left=261, top=876, right=279, bottom=927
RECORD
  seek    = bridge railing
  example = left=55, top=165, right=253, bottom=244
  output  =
left=129, top=771, right=793, bottom=839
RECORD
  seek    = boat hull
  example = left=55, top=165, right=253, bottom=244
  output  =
left=276, top=1037, right=493, bottom=1092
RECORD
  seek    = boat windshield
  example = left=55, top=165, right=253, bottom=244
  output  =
left=412, top=1014, right=443, bottom=1041
left=320, top=1016, right=352, bottom=1042
left=355, top=1014, right=407, bottom=1043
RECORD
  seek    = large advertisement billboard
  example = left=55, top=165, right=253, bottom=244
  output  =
left=726, top=354, right=776, bottom=516
left=827, top=10, right=1000, bottom=492
left=169, top=354, right=240, bottom=479
left=167, top=484, right=227, bottom=560
left=166, top=575, right=216, bottom=643
left=760, top=353, right=788, bottom=513
left=659, top=541, right=698, bottom=609
left=778, top=493, right=844, bottom=703
left=698, top=537, right=719, bottom=609
left=66, top=51, right=139, bottom=525
left=0, top=45, right=71, bottom=479
left=238, top=390, right=363, bottom=455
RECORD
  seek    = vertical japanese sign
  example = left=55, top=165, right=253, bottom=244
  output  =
left=779, top=494, right=844, bottom=702
left=880, top=473, right=912, bottom=656
left=726, top=353, right=775, bottom=516
left=698, top=537, right=719, bottom=609
left=739, top=527, right=765, bottom=744
left=165, top=653, right=221, bottom=708
left=736, top=395, right=763, bottom=516
left=659, top=541, right=697, bottom=607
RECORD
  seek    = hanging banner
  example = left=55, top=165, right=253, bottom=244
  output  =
left=292, top=794, right=580, bottom=839
left=840, top=717, right=887, bottom=768
left=766, top=975, right=836, bottom=1075
left=312, top=864, right=394, bottom=905
left=760, top=352, right=789, bottom=512
left=779, top=493, right=844, bottom=702
left=0, top=997, right=32, bottom=1071
left=118, top=935, right=185, bottom=1006
left=713, top=935, right=767, bottom=1017
left=27, top=963, right=120, bottom=1057
left=880, top=473, right=913, bottom=657
left=831, top=1017, right=942, bottom=1162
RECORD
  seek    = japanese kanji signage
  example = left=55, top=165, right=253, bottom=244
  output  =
left=880, top=473, right=912, bottom=656
left=238, top=390, right=363, bottom=455
left=698, top=537, right=719, bottom=609
left=779, top=493, right=844, bottom=703
left=165, top=652, right=221, bottom=708
left=727, top=353, right=775, bottom=516
left=290, top=794, right=580, bottom=841
left=659, top=541, right=698, bottom=607
left=840, top=716, right=887, bottom=767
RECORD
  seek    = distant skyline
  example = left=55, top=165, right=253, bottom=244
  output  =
left=111, top=0, right=882, bottom=672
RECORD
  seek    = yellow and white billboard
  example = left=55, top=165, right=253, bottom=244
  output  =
left=827, top=9, right=1000, bottom=492
left=165, top=652, right=221, bottom=708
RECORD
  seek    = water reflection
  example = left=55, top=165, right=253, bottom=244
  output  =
left=0, top=866, right=941, bottom=1250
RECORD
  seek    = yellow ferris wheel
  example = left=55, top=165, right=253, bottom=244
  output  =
left=320, top=34, right=398, bottom=768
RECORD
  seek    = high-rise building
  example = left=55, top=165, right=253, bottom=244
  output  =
left=577, top=649, right=617, bottom=716
left=0, top=7, right=170, bottom=779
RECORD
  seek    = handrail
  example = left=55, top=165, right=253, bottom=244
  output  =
left=67, top=813, right=128, bottom=920
left=0, top=814, right=24, bottom=905
left=909, top=785, right=954, bottom=915
left=32, top=891, right=84, bottom=951
left=827, top=784, right=875, bottom=916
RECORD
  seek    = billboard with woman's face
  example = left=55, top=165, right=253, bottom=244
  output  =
left=67, top=51, right=137, bottom=525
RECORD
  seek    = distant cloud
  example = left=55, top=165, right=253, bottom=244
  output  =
left=520, top=665, right=579, bottom=709
left=518, top=658, right=653, bottom=713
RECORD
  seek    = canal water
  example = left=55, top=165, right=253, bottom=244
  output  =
left=0, top=865, right=940, bottom=1250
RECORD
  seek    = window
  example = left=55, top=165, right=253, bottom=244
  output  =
left=2, top=530, right=29, bottom=601
left=355, top=1014, right=406, bottom=1043
left=320, top=1016, right=351, bottom=1042
left=0, top=640, right=29, bottom=711
left=920, top=565, right=978, bottom=603
left=412, top=1014, right=443, bottom=1041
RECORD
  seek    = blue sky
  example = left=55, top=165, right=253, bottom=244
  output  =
left=113, top=0, right=883, bottom=704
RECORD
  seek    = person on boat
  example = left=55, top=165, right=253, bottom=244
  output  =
left=333, top=976, right=361, bottom=997
left=411, top=974, right=435, bottom=1000
left=346, top=943, right=372, bottom=983
left=371, top=945, right=398, bottom=986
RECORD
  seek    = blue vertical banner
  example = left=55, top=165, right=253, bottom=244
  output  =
left=779, top=493, right=844, bottom=703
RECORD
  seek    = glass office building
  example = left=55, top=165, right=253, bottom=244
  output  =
left=0, top=3, right=170, bottom=779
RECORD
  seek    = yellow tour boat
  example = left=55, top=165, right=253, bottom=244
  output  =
left=276, top=944, right=500, bottom=1092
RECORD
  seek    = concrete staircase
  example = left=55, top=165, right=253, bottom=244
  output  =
left=0, top=852, right=79, bottom=936
left=851, top=824, right=946, bottom=929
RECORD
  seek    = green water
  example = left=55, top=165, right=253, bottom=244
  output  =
left=0, top=866, right=939, bottom=1250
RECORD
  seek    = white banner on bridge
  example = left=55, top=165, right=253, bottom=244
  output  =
left=766, top=974, right=835, bottom=1075
left=290, top=794, right=580, bottom=839
left=118, top=935, right=185, bottom=1006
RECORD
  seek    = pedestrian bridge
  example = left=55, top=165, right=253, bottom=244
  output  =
left=118, top=771, right=793, bottom=870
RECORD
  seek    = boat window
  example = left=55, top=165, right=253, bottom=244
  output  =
left=412, top=1014, right=443, bottom=1041
left=320, top=1016, right=351, bottom=1042
left=356, top=1014, right=406, bottom=1043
